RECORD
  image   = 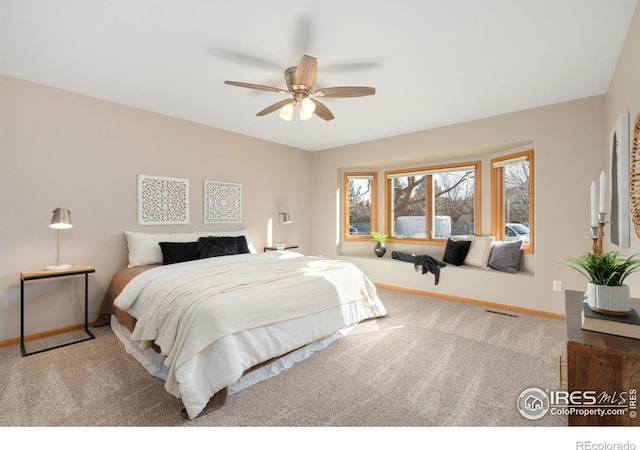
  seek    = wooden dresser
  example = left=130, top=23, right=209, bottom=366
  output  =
left=565, top=289, right=640, bottom=426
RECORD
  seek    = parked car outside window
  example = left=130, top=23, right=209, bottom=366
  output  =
left=505, top=223, right=529, bottom=243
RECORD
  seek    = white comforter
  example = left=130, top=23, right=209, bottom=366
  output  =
left=113, top=251, right=386, bottom=419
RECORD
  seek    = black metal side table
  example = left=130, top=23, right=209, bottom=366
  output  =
left=20, top=265, right=95, bottom=357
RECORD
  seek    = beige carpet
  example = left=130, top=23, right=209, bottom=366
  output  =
left=0, top=288, right=567, bottom=427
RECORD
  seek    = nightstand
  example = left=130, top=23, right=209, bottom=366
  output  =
left=20, top=265, right=95, bottom=357
left=263, top=244, right=299, bottom=252
left=565, top=289, right=640, bottom=426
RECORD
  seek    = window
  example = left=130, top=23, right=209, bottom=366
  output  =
left=385, top=162, right=480, bottom=243
left=491, top=150, right=534, bottom=253
left=344, top=172, right=377, bottom=241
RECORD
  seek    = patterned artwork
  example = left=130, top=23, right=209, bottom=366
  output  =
left=204, top=180, right=242, bottom=224
left=138, top=174, right=189, bottom=225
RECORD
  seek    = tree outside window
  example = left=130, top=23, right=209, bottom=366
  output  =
left=491, top=150, right=534, bottom=253
left=433, top=170, right=476, bottom=237
left=344, top=173, right=377, bottom=240
left=503, top=160, right=530, bottom=226
left=387, top=162, right=480, bottom=242
left=391, top=174, right=427, bottom=238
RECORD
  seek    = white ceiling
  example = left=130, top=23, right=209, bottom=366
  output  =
left=1, top=0, right=637, bottom=151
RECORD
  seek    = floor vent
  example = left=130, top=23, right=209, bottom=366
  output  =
left=485, top=309, right=519, bottom=318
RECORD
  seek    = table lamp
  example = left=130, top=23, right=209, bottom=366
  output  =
left=46, top=207, right=73, bottom=270
left=276, top=212, right=292, bottom=246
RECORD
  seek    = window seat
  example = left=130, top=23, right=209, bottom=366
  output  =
left=339, top=253, right=544, bottom=317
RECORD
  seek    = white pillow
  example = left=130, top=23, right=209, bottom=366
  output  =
left=198, top=229, right=257, bottom=254
left=125, top=231, right=199, bottom=267
left=464, top=236, right=495, bottom=268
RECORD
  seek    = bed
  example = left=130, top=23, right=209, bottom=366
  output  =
left=99, top=230, right=387, bottom=420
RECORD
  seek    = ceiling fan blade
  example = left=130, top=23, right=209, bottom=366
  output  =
left=292, top=16, right=313, bottom=57
left=310, top=98, right=334, bottom=121
left=321, top=62, right=380, bottom=72
left=295, top=55, right=317, bottom=90
left=256, top=99, right=292, bottom=116
left=213, top=49, right=282, bottom=71
left=224, top=80, right=289, bottom=94
left=313, top=86, right=375, bottom=98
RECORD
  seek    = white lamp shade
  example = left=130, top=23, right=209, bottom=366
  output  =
left=279, top=103, right=294, bottom=121
left=299, top=109, right=313, bottom=121
left=300, top=97, right=316, bottom=114
left=46, top=207, right=72, bottom=270
left=50, top=207, right=72, bottom=229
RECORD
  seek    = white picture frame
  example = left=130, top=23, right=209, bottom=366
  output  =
left=204, top=180, right=242, bottom=224
left=137, top=174, right=189, bottom=225
left=609, top=112, right=630, bottom=248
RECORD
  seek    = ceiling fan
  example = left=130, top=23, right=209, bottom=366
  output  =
left=224, top=55, right=375, bottom=122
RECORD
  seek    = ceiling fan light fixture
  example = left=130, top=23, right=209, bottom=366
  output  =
left=299, top=108, right=313, bottom=121
left=279, top=103, right=293, bottom=121
left=300, top=97, right=316, bottom=114
left=225, top=54, right=374, bottom=123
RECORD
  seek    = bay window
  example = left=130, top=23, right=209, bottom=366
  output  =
left=491, top=150, right=534, bottom=253
left=343, top=172, right=377, bottom=241
left=385, top=162, right=480, bottom=243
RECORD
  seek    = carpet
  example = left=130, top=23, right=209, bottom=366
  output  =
left=0, top=288, right=567, bottom=427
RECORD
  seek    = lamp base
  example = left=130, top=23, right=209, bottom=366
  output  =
left=45, top=264, right=72, bottom=271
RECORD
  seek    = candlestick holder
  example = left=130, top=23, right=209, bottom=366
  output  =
left=598, top=212, right=607, bottom=224
left=588, top=225, right=601, bottom=255
left=597, top=212, right=607, bottom=255
left=588, top=213, right=608, bottom=255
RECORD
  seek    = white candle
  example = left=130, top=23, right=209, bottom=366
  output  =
left=599, top=170, right=606, bottom=214
left=591, top=181, right=598, bottom=227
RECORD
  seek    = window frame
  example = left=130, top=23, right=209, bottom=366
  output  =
left=491, top=149, right=534, bottom=254
left=343, top=172, right=378, bottom=242
left=384, top=161, right=481, bottom=244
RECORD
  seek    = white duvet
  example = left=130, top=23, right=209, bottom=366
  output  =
left=113, top=251, right=386, bottom=419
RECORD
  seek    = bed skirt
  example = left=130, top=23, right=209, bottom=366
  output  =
left=110, top=313, right=353, bottom=418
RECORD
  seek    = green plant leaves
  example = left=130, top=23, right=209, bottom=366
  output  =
left=370, top=231, right=388, bottom=243
left=561, top=251, right=640, bottom=286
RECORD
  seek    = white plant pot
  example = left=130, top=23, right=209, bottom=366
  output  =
left=586, top=283, right=631, bottom=314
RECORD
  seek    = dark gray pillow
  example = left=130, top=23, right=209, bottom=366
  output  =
left=442, top=237, right=472, bottom=266
left=488, top=240, right=523, bottom=273
left=197, top=235, right=250, bottom=258
left=159, top=241, right=199, bottom=265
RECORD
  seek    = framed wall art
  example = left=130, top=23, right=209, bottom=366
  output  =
left=204, top=180, right=242, bottom=224
left=609, top=112, right=630, bottom=248
left=630, top=113, right=640, bottom=238
left=137, top=174, right=189, bottom=225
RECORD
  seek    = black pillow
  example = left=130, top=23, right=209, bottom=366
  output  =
left=488, top=240, right=523, bottom=273
left=197, top=235, right=251, bottom=258
left=442, top=237, right=472, bottom=266
left=159, top=241, right=200, bottom=265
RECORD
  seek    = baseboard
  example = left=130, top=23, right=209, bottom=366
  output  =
left=375, top=283, right=565, bottom=320
left=0, top=285, right=563, bottom=349
left=0, top=321, right=97, bottom=349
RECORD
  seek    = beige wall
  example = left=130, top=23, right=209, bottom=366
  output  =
left=605, top=4, right=640, bottom=286
left=310, top=95, right=607, bottom=316
left=305, top=5, right=640, bottom=317
left=1, top=2, right=637, bottom=341
left=0, top=75, right=311, bottom=342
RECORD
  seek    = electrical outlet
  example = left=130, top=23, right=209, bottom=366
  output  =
left=553, top=280, right=562, bottom=292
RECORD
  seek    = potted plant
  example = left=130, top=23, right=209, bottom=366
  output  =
left=562, top=251, right=640, bottom=314
left=370, top=231, right=389, bottom=257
